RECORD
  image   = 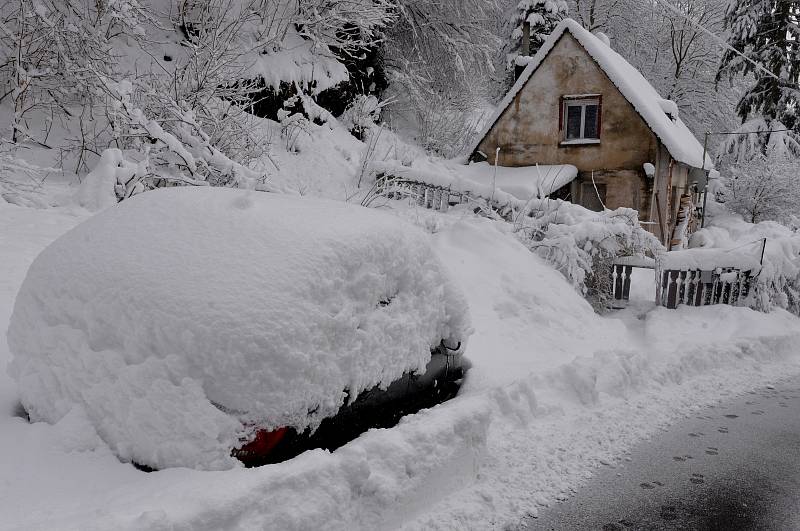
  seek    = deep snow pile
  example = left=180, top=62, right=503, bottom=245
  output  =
left=3, top=197, right=800, bottom=530
left=7, top=187, right=469, bottom=470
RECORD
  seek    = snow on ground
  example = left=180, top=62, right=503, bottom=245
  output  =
left=2, top=190, right=800, bottom=530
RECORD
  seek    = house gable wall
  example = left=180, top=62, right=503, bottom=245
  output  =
left=477, top=32, right=659, bottom=172
left=477, top=32, right=672, bottom=222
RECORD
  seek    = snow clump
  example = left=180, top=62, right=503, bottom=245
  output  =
left=7, top=187, right=470, bottom=470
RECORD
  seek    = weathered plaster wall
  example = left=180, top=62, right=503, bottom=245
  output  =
left=476, top=32, right=662, bottom=221
left=477, top=33, right=658, bottom=171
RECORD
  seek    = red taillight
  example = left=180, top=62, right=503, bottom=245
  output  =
left=235, top=427, right=288, bottom=461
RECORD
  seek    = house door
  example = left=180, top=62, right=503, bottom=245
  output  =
left=581, top=182, right=606, bottom=212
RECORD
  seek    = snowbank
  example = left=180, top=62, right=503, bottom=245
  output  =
left=7, top=187, right=470, bottom=470
left=3, top=199, right=800, bottom=531
left=659, top=246, right=762, bottom=272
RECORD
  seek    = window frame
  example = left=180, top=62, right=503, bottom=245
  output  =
left=560, top=94, right=602, bottom=145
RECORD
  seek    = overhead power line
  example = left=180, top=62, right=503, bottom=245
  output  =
left=707, top=128, right=797, bottom=136
left=651, top=0, right=785, bottom=83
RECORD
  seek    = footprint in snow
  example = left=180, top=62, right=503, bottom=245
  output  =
left=690, top=473, right=706, bottom=484
left=752, top=410, right=765, bottom=415
left=640, top=482, right=656, bottom=490
left=718, top=427, right=729, bottom=434
left=688, top=432, right=701, bottom=438
left=673, top=456, right=686, bottom=462
left=724, top=414, right=739, bottom=419
left=706, top=448, right=719, bottom=456
left=660, top=505, right=678, bottom=521
left=653, top=481, right=664, bottom=486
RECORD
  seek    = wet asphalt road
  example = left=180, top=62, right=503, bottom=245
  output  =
left=527, top=378, right=800, bottom=530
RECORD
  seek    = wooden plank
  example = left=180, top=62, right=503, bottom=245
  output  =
left=614, top=264, right=623, bottom=301
left=666, top=270, right=680, bottom=309
left=622, top=265, right=632, bottom=301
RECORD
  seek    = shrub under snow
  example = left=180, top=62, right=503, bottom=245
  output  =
left=7, top=187, right=470, bottom=470
left=514, top=199, right=663, bottom=308
left=691, top=201, right=800, bottom=314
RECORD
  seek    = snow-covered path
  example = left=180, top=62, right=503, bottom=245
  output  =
left=529, top=376, right=800, bottom=530
left=3, top=199, right=800, bottom=531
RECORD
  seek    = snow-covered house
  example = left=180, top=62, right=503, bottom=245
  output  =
left=469, top=18, right=713, bottom=246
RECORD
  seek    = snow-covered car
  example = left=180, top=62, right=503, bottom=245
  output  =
left=7, top=188, right=470, bottom=471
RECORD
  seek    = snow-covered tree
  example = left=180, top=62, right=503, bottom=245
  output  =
left=0, top=0, right=149, bottom=146
left=567, top=0, right=742, bottom=144
left=570, top=0, right=623, bottom=31
left=510, top=0, right=568, bottom=62
left=716, top=117, right=800, bottom=224
left=722, top=156, right=800, bottom=223
left=717, top=0, right=800, bottom=128
left=381, top=0, right=503, bottom=156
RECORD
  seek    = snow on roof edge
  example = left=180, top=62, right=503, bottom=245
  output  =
left=466, top=19, right=714, bottom=170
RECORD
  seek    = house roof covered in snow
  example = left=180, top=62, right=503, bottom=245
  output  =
left=469, top=18, right=713, bottom=170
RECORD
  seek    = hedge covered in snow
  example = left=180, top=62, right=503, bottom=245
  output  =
left=513, top=199, right=663, bottom=308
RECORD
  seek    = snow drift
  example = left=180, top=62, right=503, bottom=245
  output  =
left=7, top=187, right=470, bottom=470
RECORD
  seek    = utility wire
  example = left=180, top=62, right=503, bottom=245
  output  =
left=651, top=0, right=787, bottom=83
left=707, top=128, right=797, bottom=136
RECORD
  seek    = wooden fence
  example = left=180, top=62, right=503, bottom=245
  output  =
left=610, top=256, right=655, bottom=309
left=374, top=174, right=516, bottom=220
left=378, top=177, right=469, bottom=212
left=656, top=267, right=755, bottom=309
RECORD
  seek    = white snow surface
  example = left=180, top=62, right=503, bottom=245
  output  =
left=3, top=184, right=800, bottom=530
left=468, top=18, right=713, bottom=170
left=7, top=187, right=470, bottom=470
left=659, top=247, right=762, bottom=272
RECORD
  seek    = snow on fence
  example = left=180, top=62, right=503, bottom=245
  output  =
left=372, top=170, right=518, bottom=220
left=377, top=177, right=470, bottom=212
left=654, top=247, right=763, bottom=309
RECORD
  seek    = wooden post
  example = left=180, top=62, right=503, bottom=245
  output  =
left=678, top=270, right=688, bottom=304
left=622, top=265, right=633, bottom=301
left=655, top=191, right=667, bottom=246
left=700, top=131, right=710, bottom=228
left=693, top=271, right=705, bottom=306
left=666, top=270, right=680, bottom=309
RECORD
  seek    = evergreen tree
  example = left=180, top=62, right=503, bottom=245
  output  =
left=717, top=0, right=800, bottom=128
left=511, top=0, right=569, bottom=61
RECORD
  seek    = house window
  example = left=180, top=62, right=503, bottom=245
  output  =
left=562, top=96, right=601, bottom=143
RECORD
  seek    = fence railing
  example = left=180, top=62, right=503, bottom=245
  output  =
left=378, top=178, right=469, bottom=212
left=656, top=267, right=755, bottom=309
left=610, top=256, right=655, bottom=309
left=374, top=174, right=516, bottom=220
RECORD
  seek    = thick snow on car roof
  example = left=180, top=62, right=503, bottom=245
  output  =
left=7, top=188, right=470, bottom=470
